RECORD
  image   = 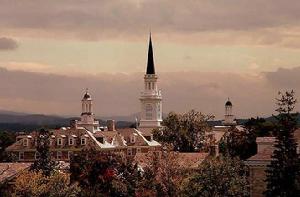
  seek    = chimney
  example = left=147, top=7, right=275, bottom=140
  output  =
left=107, top=119, right=115, bottom=131
left=70, top=120, right=77, bottom=129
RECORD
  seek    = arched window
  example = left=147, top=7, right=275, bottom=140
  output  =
left=145, top=104, right=153, bottom=120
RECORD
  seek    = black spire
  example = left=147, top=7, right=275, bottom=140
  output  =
left=146, top=34, right=155, bottom=74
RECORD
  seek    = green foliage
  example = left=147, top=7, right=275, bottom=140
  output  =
left=181, top=156, right=249, bottom=197
left=70, top=148, right=142, bottom=197
left=265, top=91, right=300, bottom=196
left=244, top=117, right=275, bottom=137
left=0, top=131, right=15, bottom=161
left=219, top=126, right=257, bottom=160
left=13, top=170, right=80, bottom=197
left=31, top=129, right=56, bottom=176
left=153, top=110, right=213, bottom=152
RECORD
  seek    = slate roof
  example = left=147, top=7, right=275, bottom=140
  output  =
left=0, top=162, right=31, bottom=183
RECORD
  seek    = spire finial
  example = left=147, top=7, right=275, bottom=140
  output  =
left=146, top=33, right=155, bottom=74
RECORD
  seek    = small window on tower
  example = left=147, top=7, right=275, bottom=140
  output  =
left=145, top=104, right=153, bottom=120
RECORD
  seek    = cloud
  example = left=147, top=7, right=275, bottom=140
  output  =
left=1, top=0, right=300, bottom=45
left=264, top=67, right=300, bottom=89
left=0, top=37, right=18, bottom=50
left=0, top=62, right=51, bottom=72
left=0, top=66, right=290, bottom=119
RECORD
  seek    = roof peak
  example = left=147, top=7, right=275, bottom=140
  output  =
left=146, top=34, right=155, bottom=74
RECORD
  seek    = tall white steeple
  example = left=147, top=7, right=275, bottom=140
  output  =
left=223, top=98, right=237, bottom=126
left=139, top=34, right=162, bottom=128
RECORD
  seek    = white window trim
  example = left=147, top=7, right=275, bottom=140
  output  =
left=69, top=137, right=74, bottom=145
left=130, top=135, right=136, bottom=143
left=81, top=137, right=86, bottom=145
left=23, top=138, right=28, bottom=147
left=57, top=138, right=63, bottom=146
left=19, top=151, right=24, bottom=160
left=35, top=152, right=40, bottom=160
left=57, top=151, right=62, bottom=160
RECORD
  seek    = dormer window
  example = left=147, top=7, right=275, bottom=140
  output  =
left=23, top=138, right=28, bottom=147
left=130, top=135, right=136, bottom=143
left=69, top=138, right=74, bottom=145
left=57, top=138, right=63, bottom=146
left=81, top=137, right=86, bottom=145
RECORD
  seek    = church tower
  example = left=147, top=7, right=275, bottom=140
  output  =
left=139, top=34, right=162, bottom=128
left=76, top=89, right=99, bottom=132
left=81, top=89, right=94, bottom=123
left=223, top=98, right=237, bottom=126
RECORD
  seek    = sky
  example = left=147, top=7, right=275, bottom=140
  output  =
left=1, top=0, right=300, bottom=119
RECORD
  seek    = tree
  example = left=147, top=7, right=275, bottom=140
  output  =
left=219, top=126, right=257, bottom=160
left=70, top=148, right=142, bottom=197
left=265, top=91, right=300, bottom=196
left=181, top=156, right=249, bottom=197
left=0, top=131, right=16, bottom=161
left=31, top=129, right=56, bottom=176
left=13, top=170, right=80, bottom=197
left=244, top=117, right=275, bottom=137
left=137, top=149, right=185, bottom=197
left=153, top=110, right=213, bottom=152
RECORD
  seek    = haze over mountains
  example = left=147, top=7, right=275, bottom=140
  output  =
left=0, top=110, right=136, bottom=131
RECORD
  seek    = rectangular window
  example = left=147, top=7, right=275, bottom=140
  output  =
left=81, top=138, right=86, bottom=145
left=69, top=138, right=74, bottom=145
left=130, top=135, right=136, bottom=143
left=35, top=152, right=40, bottom=160
left=68, top=151, right=73, bottom=160
left=23, top=139, right=28, bottom=147
left=127, top=148, right=132, bottom=156
left=57, top=151, right=62, bottom=160
left=137, top=148, right=141, bottom=153
left=57, top=138, right=62, bottom=146
left=19, top=152, right=24, bottom=160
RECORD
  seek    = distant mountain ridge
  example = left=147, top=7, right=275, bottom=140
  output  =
left=0, top=110, right=134, bottom=132
left=2, top=110, right=299, bottom=132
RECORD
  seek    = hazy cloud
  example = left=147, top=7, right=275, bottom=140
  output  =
left=0, top=66, right=295, bottom=119
left=1, top=0, right=300, bottom=44
left=0, top=37, right=18, bottom=50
